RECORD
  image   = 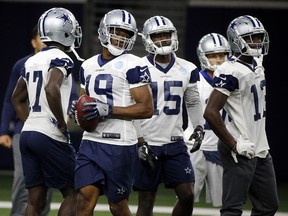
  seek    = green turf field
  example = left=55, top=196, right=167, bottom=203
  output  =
left=1, top=171, right=287, bottom=216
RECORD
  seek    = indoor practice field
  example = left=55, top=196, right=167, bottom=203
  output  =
left=0, top=171, right=288, bottom=216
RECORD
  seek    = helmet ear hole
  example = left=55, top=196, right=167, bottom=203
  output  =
left=65, top=33, right=69, bottom=38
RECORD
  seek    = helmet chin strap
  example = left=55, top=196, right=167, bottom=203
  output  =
left=239, top=37, right=262, bottom=57
left=70, top=46, right=85, bottom=61
left=107, top=44, right=125, bottom=56
left=155, top=46, right=173, bottom=55
left=246, top=47, right=262, bottom=57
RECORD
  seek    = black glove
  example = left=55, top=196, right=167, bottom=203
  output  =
left=189, top=126, right=205, bottom=153
left=138, top=141, right=158, bottom=169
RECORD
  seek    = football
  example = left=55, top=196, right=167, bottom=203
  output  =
left=75, top=95, right=100, bottom=132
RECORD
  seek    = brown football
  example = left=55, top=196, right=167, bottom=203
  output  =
left=75, top=95, right=100, bottom=132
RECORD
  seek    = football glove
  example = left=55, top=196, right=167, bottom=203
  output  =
left=82, top=99, right=112, bottom=120
left=188, top=126, right=205, bottom=153
left=49, top=117, right=71, bottom=144
left=231, top=135, right=255, bottom=163
left=70, top=100, right=77, bottom=121
left=138, top=141, right=158, bottom=169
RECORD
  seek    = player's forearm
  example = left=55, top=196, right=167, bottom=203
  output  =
left=112, top=103, right=153, bottom=119
left=204, top=109, right=235, bottom=149
left=13, top=103, right=29, bottom=123
left=11, top=79, right=29, bottom=123
left=45, top=87, right=66, bottom=127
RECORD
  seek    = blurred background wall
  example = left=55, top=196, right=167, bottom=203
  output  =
left=0, top=0, right=287, bottom=181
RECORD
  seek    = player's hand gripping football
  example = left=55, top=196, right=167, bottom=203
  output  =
left=231, top=135, right=255, bottom=163
left=82, top=99, right=112, bottom=120
left=138, top=141, right=158, bottom=169
left=188, top=125, right=205, bottom=153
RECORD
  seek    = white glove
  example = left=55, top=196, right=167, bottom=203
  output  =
left=231, top=136, right=255, bottom=163
left=83, top=99, right=112, bottom=120
left=231, top=151, right=238, bottom=163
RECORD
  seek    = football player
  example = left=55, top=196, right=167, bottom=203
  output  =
left=0, top=25, right=54, bottom=216
left=184, top=33, right=231, bottom=207
left=204, top=15, right=279, bottom=215
left=73, top=9, right=153, bottom=216
left=11, top=7, right=82, bottom=216
left=133, top=16, right=204, bottom=216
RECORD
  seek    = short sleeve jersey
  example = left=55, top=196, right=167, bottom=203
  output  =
left=212, top=57, right=269, bottom=154
left=139, top=54, right=199, bottom=146
left=79, top=53, right=151, bottom=146
left=21, top=47, right=74, bottom=143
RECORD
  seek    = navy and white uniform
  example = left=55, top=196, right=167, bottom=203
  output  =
left=75, top=53, right=150, bottom=203
left=133, top=54, right=204, bottom=191
left=20, top=47, right=76, bottom=189
left=213, top=56, right=279, bottom=215
left=184, top=69, right=228, bottom=207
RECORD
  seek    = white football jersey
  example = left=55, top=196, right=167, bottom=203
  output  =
left=184, top=69, right=229, bottom=151
left=21, top=47, right=74, bottom=143
left=79, top=53, right=150, bottom=146
left=139, top=54, right=200, bottom=146
left=213, top=56, right=269, bottom=154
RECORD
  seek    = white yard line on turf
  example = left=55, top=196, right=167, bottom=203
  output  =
left=0, top=201, right=287, bottom=216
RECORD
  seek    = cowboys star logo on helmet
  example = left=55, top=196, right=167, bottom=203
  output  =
left=57, top=13, right=72, bottom=26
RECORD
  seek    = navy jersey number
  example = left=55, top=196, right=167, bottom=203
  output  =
left=150, top=81, right=182, bottom=116
left=26, top=71, right=43, bottom=112
left=251, top=79, right=266, bottom=121
left=86, top=74, right=114, bottom=105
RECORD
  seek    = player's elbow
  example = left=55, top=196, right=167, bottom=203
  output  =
left=145, top=105, right=154, bottom=118
left=11, top=89, right=27, bottom=107
left=11, top=94, right=18, bottom=107
left=139, top=100, right=154, bottom=118
left=203, top=107, right=213, bottom=123
left=44, top=83, right=60, bottom=101
left=44, top=84, right=54, bottom=97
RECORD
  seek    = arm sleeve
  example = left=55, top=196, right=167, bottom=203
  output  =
left=184, top=84, right=205, bottom=128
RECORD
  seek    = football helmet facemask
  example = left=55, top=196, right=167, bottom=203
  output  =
left=140, top=16, right=178, bottom=55
left=98, top=9, right=137, bottom=56
left=197, top=33, right=231, bottom=71
left=38, top=7, right=82, bottom=49
left=227, top=15, right=269, bottom=57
